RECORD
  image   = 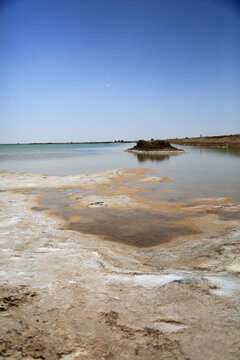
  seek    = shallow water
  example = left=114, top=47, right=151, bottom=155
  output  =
left=29, top=175, right=240, bottom=247
left=9, top=142, right=236, bottom=248
left=1, top=143, right=240, bottom=201
left=30, top=188, right=200, bottom=247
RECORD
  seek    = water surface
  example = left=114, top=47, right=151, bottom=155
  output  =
left=7, top=142, right=238, bottom=247
left=1, top=143, right=240, bottom=201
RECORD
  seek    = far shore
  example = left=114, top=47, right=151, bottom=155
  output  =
left=1, top=134, right=239, bottom=147
left=167, top=134, right=240, bottom=148
left=0, top=141, right=135, bottom=145
left=29, top=140, right=135, bottom=145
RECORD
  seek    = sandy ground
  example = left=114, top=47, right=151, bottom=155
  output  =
left=0, top=169, right=240, bottom=360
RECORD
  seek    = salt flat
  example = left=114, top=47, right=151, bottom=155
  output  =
left=0, top=169, right=240, bottom=359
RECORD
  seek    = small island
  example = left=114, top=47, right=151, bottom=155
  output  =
left=125, top=139, right=185, bottom=154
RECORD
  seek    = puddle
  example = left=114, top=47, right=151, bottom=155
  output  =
left=27, top=188, right=201, bottom=247
left=68, top=208, right=198, bottom=247
left=28, top=182, right=240, bottom=248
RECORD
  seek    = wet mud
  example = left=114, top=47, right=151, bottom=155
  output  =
left=0, top=285, right=37, bottom=312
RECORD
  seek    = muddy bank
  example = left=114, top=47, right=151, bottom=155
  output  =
left=0, top=169, right=240, bottom=359
left=168, top=134, right=240, bottom=148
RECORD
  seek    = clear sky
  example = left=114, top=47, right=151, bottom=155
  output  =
left=0, top=0, right=239, bottom=143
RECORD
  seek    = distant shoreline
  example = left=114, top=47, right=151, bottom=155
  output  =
left=0, top=141, right=135, bottom=145
left=168, top=134, right=240, bottom=148
left=1, top=134, right=240, bottom=147
left=29, top=141, right=135, bottom=145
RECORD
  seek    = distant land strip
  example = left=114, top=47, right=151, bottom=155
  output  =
left=27, top=140, right=135, bottom=145
left=1, top=134, right=240, bottom=147
left=167, top=134, right=240, bottom=148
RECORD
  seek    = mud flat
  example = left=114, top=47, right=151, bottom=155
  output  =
left=0, top=169, right=240, bottom=360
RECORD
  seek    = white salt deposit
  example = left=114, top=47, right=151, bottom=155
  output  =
left=107, top=274, right=183, bottom=289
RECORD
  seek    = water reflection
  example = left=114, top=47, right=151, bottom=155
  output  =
left=196, top=146, right=240, bottom=158
left=131, top=152, right=171, bottom=163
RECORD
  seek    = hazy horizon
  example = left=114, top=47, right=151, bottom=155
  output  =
left=1, top=0, right=240, bottom=143
left=1, top=132, right=240, bottom=145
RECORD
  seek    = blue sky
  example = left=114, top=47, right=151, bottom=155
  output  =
left=0, top=0, right=239, bottom=143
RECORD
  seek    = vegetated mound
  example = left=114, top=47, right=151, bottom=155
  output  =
left=128, top=139, right=183, bottom=152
